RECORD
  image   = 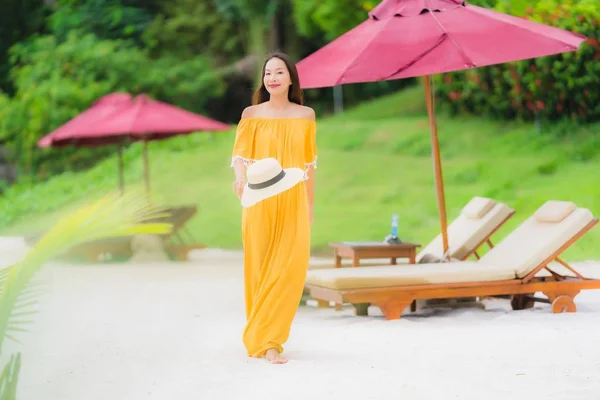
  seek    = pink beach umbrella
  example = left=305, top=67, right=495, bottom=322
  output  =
left=38, top=93, right=230, bottom=192
left=296, top=0, right=586, bottom=252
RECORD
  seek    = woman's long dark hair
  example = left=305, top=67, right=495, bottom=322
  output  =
left=252, top=52, right=304, bottom=106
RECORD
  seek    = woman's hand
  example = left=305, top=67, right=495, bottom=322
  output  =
left=308, top=204, right=314, bottom=225
left=233, top=179, right=246, bottom=199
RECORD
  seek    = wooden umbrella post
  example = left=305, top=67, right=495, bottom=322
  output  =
left=423, top=75, right=449, bottom=254
left=142, top=139, right=150, bottom=193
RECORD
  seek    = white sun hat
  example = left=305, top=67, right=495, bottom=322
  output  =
left=240, top=157, right=305, bottom=208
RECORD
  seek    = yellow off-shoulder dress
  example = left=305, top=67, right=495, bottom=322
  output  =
left=230, top=117, right=317, bottom=358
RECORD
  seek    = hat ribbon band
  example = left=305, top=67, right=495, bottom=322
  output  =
left=248, top=170, right=286, bottom=190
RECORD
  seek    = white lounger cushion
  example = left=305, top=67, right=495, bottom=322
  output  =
left=417, top=198, right=514, bottom=262
left=305, top=262, right=516, bottom=290
left=306, top=204, right=595, bottom=290
left=480, top=207, right=594, bottom=278
left=461, top=196, right=496, bottom=219
left=533, top=200, right=576, bottom=223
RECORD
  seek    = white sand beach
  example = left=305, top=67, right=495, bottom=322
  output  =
left=4, top=244, right=600, bottom=400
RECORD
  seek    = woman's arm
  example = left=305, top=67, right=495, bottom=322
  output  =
left=232, top=158, right=247, bottom=199
left=303, top=106, right=317, bottom=224
left=231, top=106, right=255, bottom=199
left=306, top=164, right=315, bottom=224
left=233, top=158, right=247, bottom=181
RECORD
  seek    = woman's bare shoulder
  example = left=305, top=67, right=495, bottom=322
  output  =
left=241, top=103, right=315, bottom=120
left=241, top=105, right=263, bottom=119
left=295, top=105, right=316, bottom=120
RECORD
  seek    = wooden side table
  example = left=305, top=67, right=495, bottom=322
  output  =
left=329, top=241, right=421, bottom=268
left=316, top=242, right=420, bottom=313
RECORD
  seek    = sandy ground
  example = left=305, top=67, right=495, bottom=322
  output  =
left=4, top=244, right=600, bottom=400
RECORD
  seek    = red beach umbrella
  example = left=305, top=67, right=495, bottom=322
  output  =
left=296, top=0, right=586, bottom=252
left=39, top=93, right=230, bottom=192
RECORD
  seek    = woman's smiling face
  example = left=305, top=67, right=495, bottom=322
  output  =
left=263, top=57, right=291, bottom=97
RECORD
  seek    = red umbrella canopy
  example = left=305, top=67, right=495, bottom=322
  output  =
left=38, top=93, right=230, bottom=148
left=296, top=0, right=586, bottom=88
left=38, top=93, right=130, bottom=147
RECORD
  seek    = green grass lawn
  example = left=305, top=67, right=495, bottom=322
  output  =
left=1, top=85, right=599, bottom=260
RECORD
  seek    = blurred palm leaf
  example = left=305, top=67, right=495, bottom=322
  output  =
left=0, top=188, right=172, bottom=399
left=0, top=354, right=20, bottom=400
left=0, top=268, right=10, bottom=296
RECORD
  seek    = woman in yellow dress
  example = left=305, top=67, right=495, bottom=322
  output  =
left=230, top=52, right=317, bottom=364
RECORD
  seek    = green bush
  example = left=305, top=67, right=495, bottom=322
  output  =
left=434, top=0, right=600, bottom=123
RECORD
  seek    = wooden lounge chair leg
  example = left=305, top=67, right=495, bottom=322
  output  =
left=334, top=255, right=342, bottom=268
left=334, top=303, right=343, bottom=311
left=84, top=250, right=99, bottom=263
left=552, top=295, right=577, bottom=313
left=543, top=290, right=580, bottom=314
left=374, top=299, right=413, bottom=320
left=511, top=294, right=535, bottom=310
left=317, top=300, right=330, bottom=308
left=353, top=303, right=370, bottom=316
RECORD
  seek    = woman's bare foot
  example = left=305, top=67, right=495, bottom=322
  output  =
left=265, top=348, right=288, bottom=364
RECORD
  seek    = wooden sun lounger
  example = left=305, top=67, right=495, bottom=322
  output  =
left=310, top=197, right=515, bottom=310
left=453, top=209, right=515, bottom=261
left=416, top=197, right=515, bottom=263
left=306, top=202, right=599, bottom=320
left=27, top=204, right=206, bottom=262
left=153, top=205, right=207, bottom=261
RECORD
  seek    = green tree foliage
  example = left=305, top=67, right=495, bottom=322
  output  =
left=1, top=33, right=224, bottom=177
left=143, top=0, right=244, bottom=61
left=48, top=0, right=160, bottom=45
left=292, top=0, right=376, bottom=41
left=216, top=0, right=282, bottom=84
left=0, top=0, right=49, bottom=94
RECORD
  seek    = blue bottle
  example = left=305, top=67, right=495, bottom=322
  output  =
left=391, top=214, right=399, bottom=238
left=384, top=214, right=401, bottom=244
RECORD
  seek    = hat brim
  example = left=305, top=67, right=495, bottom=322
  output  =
left=240, top=168, right=305, bottom=208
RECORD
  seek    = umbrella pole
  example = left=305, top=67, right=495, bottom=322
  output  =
left=118, top=143, right=125, bottom=194
left=143, top=139, right=150, bottom=193
left=423, top=75, right=449, bottom=254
